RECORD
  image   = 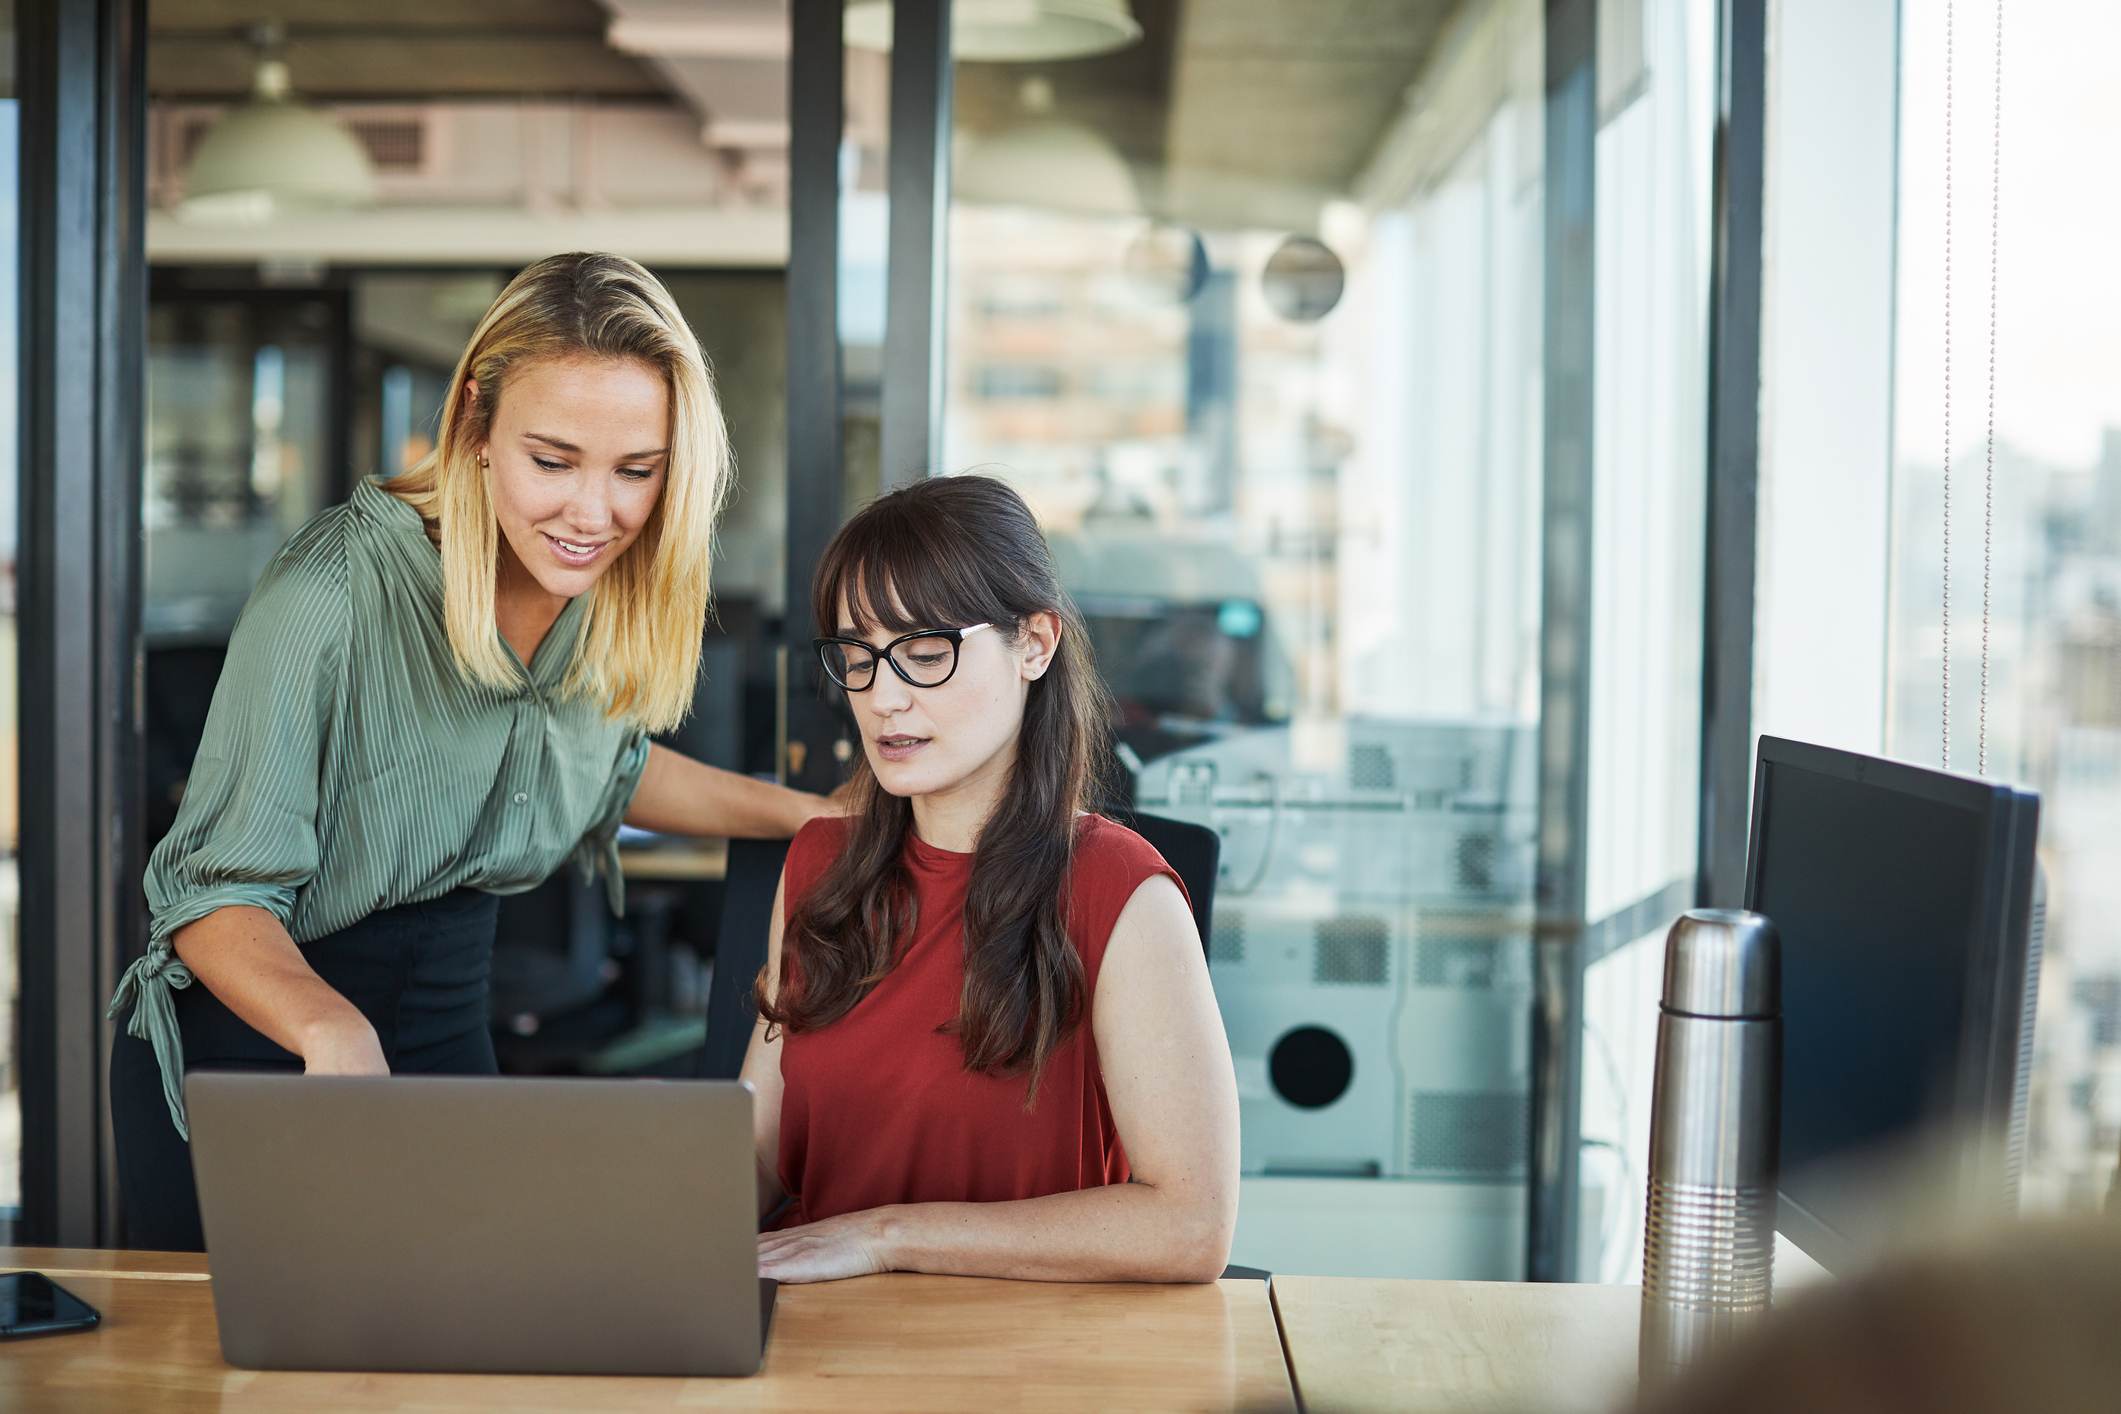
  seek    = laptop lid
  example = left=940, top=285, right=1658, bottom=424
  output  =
left=186, top=1073, right=768, bottom=1376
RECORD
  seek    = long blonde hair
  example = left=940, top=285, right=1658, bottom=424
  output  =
left=387, top=252, right=730, bottom=732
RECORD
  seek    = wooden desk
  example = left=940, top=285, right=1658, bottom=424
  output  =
left=1271, top=1276, right=1640, bottom=1414
left=618, top=839, right=728, bottom=881
left=2, top=1247, right=213, bottom=1282
left=2, top=1250, right=1294, bottom=1412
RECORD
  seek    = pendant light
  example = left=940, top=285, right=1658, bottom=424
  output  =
left=180, top=26, right=376, bottom=224
left=845, top=0, right=1142, bottom=62
left=955, top=76, right=1138, bottom=217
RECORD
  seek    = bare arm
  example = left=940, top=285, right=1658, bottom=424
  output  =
left=738, top=868, right=793, bottom=1220
left=756, top=874, right=1241, bottom=1284
left=170, top=906, right=387, bottom=1074
left=625, top=743, right=828, bottom=838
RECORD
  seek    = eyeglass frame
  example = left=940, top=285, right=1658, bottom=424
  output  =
left=813, top=623, right=993, bottom=691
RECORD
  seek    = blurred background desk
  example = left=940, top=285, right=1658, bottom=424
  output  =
left=1, top=1249, right=1296, bottom=1412
left=487, top=838, right=731, bottom=1078
left=616, top=838, right=728, bottom=882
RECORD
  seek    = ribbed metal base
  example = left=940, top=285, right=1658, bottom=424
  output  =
left=1640, top=1179, right=1775, bottom=1375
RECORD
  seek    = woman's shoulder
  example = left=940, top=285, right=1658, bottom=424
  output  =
left=237, top=503, right=359, bottom=628
left=790, top=812, right=855, bottom=858
left=1073, top=813, right=1171, bottom=873
left=784, top=813, right=856, bottom=903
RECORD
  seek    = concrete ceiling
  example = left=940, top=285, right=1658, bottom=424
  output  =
left=147, top=0, right=674, bottom=101
left=146, top=0, right=1459, bottom=211
left=954, top=0, right=1458, bottom=212
left=1165, top=0, right=1457, bottom=195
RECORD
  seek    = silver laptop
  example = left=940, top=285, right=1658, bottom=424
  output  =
left=186, top=1073, right=774, bottom=1376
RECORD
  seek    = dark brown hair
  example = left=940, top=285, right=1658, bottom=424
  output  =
left=756, top=474, right=1116, bottom=1100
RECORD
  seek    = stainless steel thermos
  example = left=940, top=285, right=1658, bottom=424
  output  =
left=1639, top=907, right=1781, bottom=1382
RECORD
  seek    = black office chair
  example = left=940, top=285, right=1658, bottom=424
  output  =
left=144, top=641, right=230, bottom=852
left=489, top=868, right=625, bottom=1073
left=698, top=836, right=794, bottom=1080
left=1105, top=809, right=1218, bottom=953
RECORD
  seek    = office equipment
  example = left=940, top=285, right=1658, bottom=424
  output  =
left=1133, top=718, right=1537, bottom=1192
left=0, top=1248, right=1296, bottom=1410
left=1744, top=735, right=2042, bottom=1271
left=0, top=1272, right=101, bottom=1340
left=185, top=1074, right=771, bottom=1376
left=1639, top=909, right=1781, bottom=1381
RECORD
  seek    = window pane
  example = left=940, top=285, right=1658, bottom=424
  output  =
left=944, top=0, right=1552, bottom=1279
left=943, top=0, right=1715, bottom=1281
left=1890, top=0, right=2121, bottom=1210
left=1578, top=0, right=1718, bottom=1284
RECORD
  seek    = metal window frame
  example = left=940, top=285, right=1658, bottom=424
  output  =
left=1527, top=0, right=1599, bottom=1284
left=781, top=0, right=851, bottom=794
left=16, top=0, right=149, bottom=1248
left=878, top=0, right=953, bottom=489
left=1698, top=0, right=1768, bottom=911
left=783, top=0, right=956, bottom=788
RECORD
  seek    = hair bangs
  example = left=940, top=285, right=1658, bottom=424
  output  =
left=814, top=489, right=1007, bottom=641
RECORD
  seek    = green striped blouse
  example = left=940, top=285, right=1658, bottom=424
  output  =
left=111, top=476, right=651, bottom=1138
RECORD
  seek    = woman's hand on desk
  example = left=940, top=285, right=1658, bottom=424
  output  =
left=756, top=1209, right=891, bottom=1284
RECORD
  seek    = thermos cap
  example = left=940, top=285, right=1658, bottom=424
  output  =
left=1661, top=908, right=1780, bottom=1018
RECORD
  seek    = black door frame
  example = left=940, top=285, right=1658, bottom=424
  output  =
left=16, top=0, right=149, bottom=1248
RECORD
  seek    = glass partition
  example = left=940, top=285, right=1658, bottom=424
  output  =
left=943, top=0, right=1551, bottom=1278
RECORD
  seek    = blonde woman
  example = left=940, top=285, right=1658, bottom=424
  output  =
left=107, top=252, right=826, bottom=1251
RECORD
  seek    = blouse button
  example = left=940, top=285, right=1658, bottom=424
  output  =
left=512, top=791, right=528, bottom=805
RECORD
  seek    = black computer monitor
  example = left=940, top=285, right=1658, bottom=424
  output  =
left=1743, top=735, right=2042, bottom=1271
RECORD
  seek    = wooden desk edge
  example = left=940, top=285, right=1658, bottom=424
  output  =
left=2, top=1256, right=1297, bottom=1411
left=1266, top=1277, right=1310, bottom=1413
left=4, top=1247, right=212, bottom=1282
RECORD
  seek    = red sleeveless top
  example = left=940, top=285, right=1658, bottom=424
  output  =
left=771, top=813, right=1182, bottom=1227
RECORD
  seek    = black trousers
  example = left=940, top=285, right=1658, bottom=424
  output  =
left=109, top=888, right=501, bottom=1252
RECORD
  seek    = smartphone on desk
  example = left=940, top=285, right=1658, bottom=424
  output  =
left=1, top=1272, right=102, bottom=1339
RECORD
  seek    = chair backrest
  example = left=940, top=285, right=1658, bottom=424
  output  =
left=698, top=836, right=793, bottom=1080
left=1108, top=810, right=1219, bottom=956
left=490, top=867, right=613, bottom=1035
left=696, top=812, right=1221, bottom=1080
